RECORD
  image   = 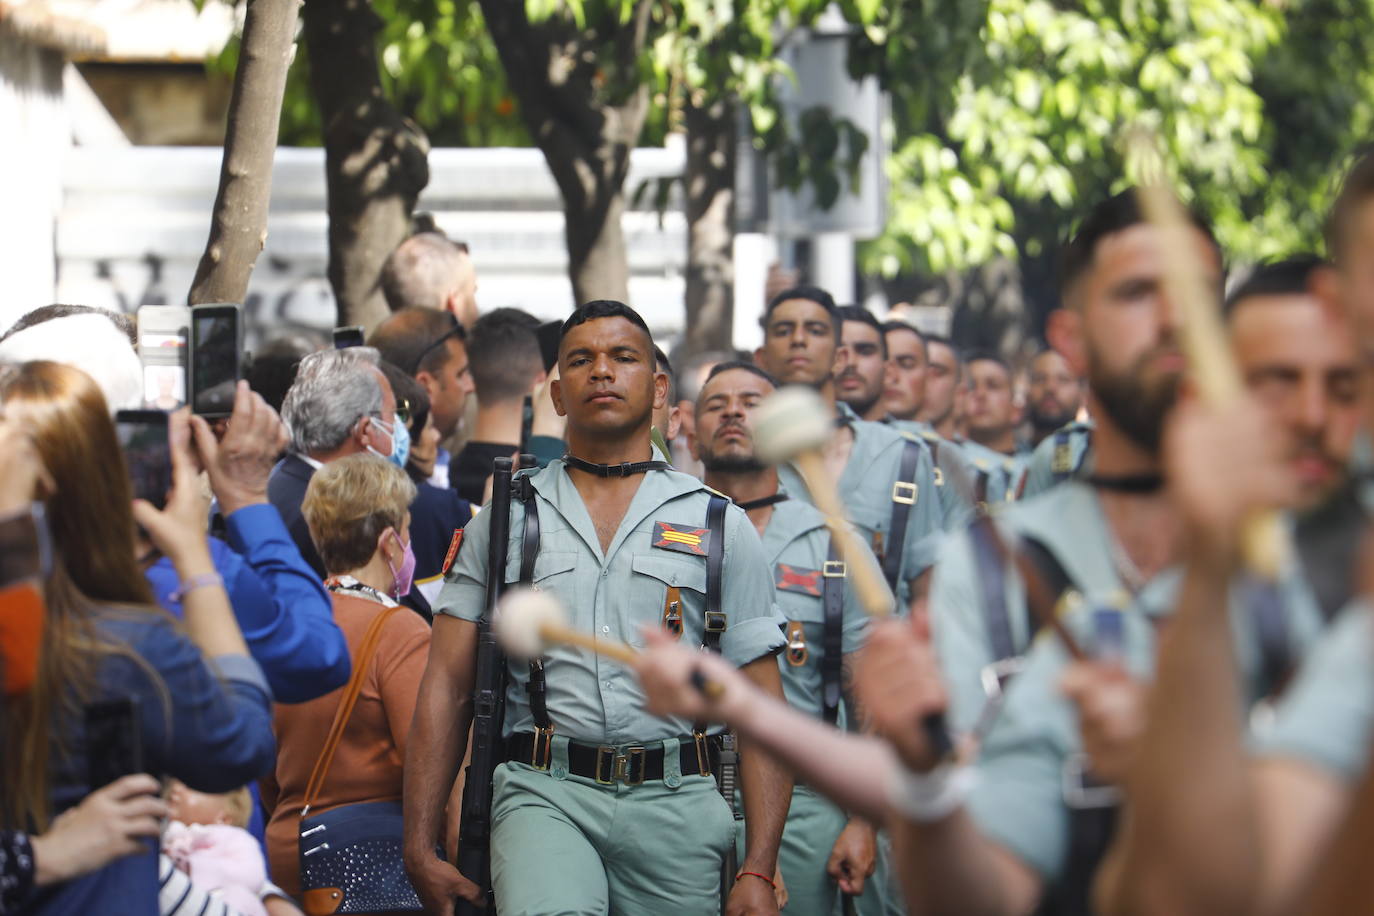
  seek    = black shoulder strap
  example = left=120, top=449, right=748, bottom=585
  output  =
left=1243, top=576, right=1293, bottom=698
left=514, top=474, right=551, bottom=732
left=820, top=538, right=845, bottom=725
left=968, top=517, right=1016, bottom=662
left=968, top=519, right=1077, bottom=663
left=882, top=439, right=923, bottom=592
left=703, top=494, right=729, bottom=653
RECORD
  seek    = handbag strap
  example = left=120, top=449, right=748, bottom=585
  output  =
left=301, top=603, right=404, bottom=815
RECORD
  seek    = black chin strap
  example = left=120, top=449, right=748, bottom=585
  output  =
left=736, top=492, right=790, bottom=512
left=563, top=454, right=671, bottom=478
left=1087, top=473, right=1165, bottom=494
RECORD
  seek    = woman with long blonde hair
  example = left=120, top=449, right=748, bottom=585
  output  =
left=0, top=361, right=275, bottom=916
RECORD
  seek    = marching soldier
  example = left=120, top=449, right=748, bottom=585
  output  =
left=1018, top=418, right=1094, bottom=499
left=403, top=301, right=792, bottom=915
left=690, top=360, right=882, bottom=914
left=860, top=190, right=1321, bottom=916
left=753, top=287, right=943, bottom=612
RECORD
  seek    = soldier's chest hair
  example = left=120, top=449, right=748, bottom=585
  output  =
left=582, top=486, right=641, bottom=553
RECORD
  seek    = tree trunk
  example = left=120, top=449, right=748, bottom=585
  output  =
left=682, top=95, right=736, bottom=356
left=189, top=0, right=300, bottom=305
left=302, top=0, right=430, bottom=331
left=478, top=0, right=652, bottom=309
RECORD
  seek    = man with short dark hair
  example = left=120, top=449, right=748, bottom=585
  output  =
left=753, top=286, right=942, bottom=610
left=690, top=360, right=879, bottom=914
left=381, top=232, right=479, bottom=327
left=919, top=336, right=964, bottom=440
left=368, top=306, right=475, bottom=444
left=834, top=306, right=888, bottom=422
left=1024, top=348, right=1084, bottom=446
left=449, top=307, right=544, bottom=503
left=405, top=300, right=791, bottom=916
left=962, top=351, right=1022, bottom=457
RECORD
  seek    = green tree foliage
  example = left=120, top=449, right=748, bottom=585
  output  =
left=858, top=0, right=1374, bottom=280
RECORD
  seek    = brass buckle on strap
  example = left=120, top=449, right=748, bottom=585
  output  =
left=822, top=560, right=847, bottom=578
left=531, top=725, right=554, bottom=771
left=704, top=611, right=727, bottom=633
left=892, top=481, right=918, bottom=505
left=692, top=731, right=712, bottom=777
left=595, top=745, right=617, bottom=784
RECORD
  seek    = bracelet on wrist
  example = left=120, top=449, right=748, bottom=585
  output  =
left=735, top=870, right=776, bottom=890
left=169, top=572, right=224, bottom=603
left=886, top=761, right=976, bottom=824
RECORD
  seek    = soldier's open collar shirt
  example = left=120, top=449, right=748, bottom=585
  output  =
left=435, top=459, right=786, bottom=746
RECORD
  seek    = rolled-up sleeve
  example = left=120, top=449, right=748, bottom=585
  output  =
left=223, top=504, right=350, bottom=702
left=719, top=508, right=786, bottom=667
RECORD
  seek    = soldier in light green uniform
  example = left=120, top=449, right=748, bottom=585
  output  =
left=1018, top=419, right=1095, bottom=499
left=866, top=190, right=1323, bottom=916
left=951, top=437, right=1024, bottom=511
left=690, top=361, right=881, bottom=915
left=755, top=288, right=943, bottom=614
left=403, top=302, right=791, bottom=916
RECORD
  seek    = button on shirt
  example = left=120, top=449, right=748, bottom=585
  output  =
left=761, top=496, right=875, bottom=718
left=436, top=460, right=785, bottom=746
left=777, top=402, right=942, bottom=609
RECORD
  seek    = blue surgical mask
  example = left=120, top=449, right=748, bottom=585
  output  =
left=367, top=416, right=411, bottom=470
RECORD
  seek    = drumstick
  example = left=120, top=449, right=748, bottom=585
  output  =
left=1126, top=127, right=1289, bottom=580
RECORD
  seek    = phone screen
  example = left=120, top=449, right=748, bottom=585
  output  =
left=114, top=411, right=171, bottom=510
left=191, top=309, right=240, bottom=416
left=85, top=697, right=143, bottom=789
left=333, top=326, right=365, bottom=349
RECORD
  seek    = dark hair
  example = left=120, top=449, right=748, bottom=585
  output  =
left=836, top=305, right=887, bottom=360
left=367, top=307, right=465, bottom=376
left=702, top=360, right=778, bottom=394
left=1058, top=188, right=1220, bottom=294
left=1327, top=147, right=1374, bottom=258
left=2, top=305, right=136, bottom=346
left=653, top=345, right=677, bottom=406
left=761, top=285, right=841, bottom=342
left=469, top=307, right=543, bottom=403
left=962, top=348, right=1011, bottom=381
left=246, top=334, right=318, bottom=413
left=377, top=360, right=430, bottom=436
left=559, top=300, right=654, bottom=353
left=1224, top=255, right=1327, bottom=316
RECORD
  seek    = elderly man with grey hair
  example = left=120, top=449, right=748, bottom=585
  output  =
left=268, top=346, right=402, bottom=577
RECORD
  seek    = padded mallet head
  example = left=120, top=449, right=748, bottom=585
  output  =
left=753, top=385, right=833, bottom=465
left=494, top=587, right=566, bottom=658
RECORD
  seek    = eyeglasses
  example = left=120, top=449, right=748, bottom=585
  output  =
left=394, top=399, right=412, bottom=428
left=410, top=315, right=464, bottom=375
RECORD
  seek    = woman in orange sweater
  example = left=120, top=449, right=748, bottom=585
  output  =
left=260, top=455, right=431, bottom=907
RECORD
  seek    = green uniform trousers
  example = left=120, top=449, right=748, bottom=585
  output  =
left=490, top=757, right=735, bottom=915
left=733, top=785, right=846, bottom=915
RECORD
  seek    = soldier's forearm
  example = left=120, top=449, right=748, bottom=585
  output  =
left=737, top=656, right=792, bottom=873
left=403, top=674, right=472, bottom=863
left=1107, top=555, right=1257, bottom=916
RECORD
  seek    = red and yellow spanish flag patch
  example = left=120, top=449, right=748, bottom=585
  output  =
left=441, top=529, right=465, bottom=576
left=653, top=521, right=710, bottom=556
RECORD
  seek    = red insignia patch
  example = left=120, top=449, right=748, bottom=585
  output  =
left=441, top=529, right=464, bottom=576
left=775, top=564, right=822, bottom=597
left=653, top=521, right=711, bottom=556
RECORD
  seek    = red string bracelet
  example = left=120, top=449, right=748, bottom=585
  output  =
left=736, top=871, right=777, bottom=890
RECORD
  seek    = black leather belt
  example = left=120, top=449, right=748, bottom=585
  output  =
left=505, top=732, right=718, bottom=784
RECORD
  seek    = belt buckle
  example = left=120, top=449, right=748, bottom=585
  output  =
left=692, top=731, right=712, bottom=777
left=822, top=560, right=847, bottom=578
left=595, top=745, right=617, bottom=784
left=531, top=725, right=554, bottom=771
left=704, top=611, right=727, bottom=633
left=623, top=746, right=645, bottom=786
left=1061, top=753, right=1121, bottom=809
left=891, top=481, right=917, bottom=505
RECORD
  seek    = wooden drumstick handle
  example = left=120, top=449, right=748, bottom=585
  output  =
left=1129, top=136, right=1289, bottom=580
left=795, top=450, right=895, bottom=618
left=540, top=622, right=641, bottom=665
